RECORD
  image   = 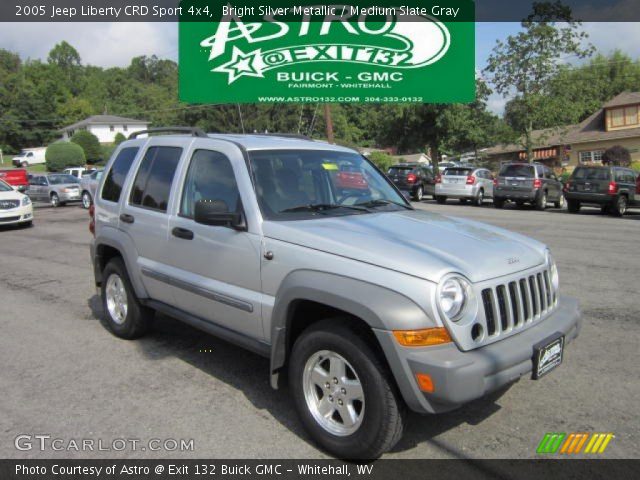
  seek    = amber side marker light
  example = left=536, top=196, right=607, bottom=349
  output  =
left=393, top=327, right=452, bottom=347
left=415, top=373, right=435, bottom=393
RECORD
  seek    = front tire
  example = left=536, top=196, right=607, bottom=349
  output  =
left=50, top=193, right=60, bottom=208
left=21, top=161, right=28, bottom=168
left=289, top=320, right=405, bottom=459
left=101, top=258, right=154, bottom=339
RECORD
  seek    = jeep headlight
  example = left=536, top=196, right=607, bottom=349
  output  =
left=21, top=196, right=31, bottom=206
left=437, top=275, right=471, bottom=321
left=547, top=252, right=559, bottom=293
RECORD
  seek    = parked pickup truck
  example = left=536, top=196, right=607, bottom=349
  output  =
left=90, top=128, right=582, bottom=459
left=0, top=168, right=29, bottom=192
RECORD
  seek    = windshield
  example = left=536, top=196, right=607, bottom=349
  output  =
left=572, top=167, right=610, bottom=181
left=249, top=149, right=409, bottom=220
left=0, top=179, right=13, bottom=192
left=49, top=175, right=79, bottom=185
left=500, top=165, right=535, bottom=178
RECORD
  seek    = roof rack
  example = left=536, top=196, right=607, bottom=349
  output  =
left=250, top=133, right=313, bottom=141
left=128, top=127, right=208, bottom=139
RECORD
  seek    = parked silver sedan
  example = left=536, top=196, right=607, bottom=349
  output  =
left=27, top=174, right=81, bottom=207
left=79, top=170, right=103, bottom=209
left=435, top=166, right=494, bottom=206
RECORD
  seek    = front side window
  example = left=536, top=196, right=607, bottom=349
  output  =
left=180, top=150, right=240, bottom=218
left=102, top=147, right=139, bottom=202
left=249, top=149, right=408, bottom=220
left=130, top=147, right=182, bottom=212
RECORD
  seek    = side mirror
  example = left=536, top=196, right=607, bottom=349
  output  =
left=194, top=199, right=246, bottom=230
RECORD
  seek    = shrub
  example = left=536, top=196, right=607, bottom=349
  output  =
left=46, top=142, right=85, bottom=172
left=99, top=145, right=117, bottom=165
left=630, top=161, right=640, bottom=172
left=368, top=151, right=395, bottom=172
left=114, top=132, right=127, bottom=145
left=602, top=145, right=631, bottom=166
left=71, top=130, right=102, bottom=163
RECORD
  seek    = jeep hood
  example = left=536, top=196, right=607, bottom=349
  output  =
left=262, top=209, right=547, bottom=283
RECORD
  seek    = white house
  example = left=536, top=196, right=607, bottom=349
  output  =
left=60, top=115, right=150, bottom=144
left=390, top=152, right=432, bottom=165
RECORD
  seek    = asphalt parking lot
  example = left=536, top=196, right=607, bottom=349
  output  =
left=1, top=200, right=638, bottom=459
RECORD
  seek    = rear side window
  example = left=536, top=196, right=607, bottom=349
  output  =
left=499, top=165, right=535, bottom=178
left=130, top=147, right=182, bottom=212
left=102, top=147, right=139, bottom=202
left=387, top=167, right=412, bottom=175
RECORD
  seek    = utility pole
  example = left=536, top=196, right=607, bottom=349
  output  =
left=324, top=104, right=334, bottom=144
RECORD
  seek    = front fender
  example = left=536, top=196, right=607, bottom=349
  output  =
left=269, top=269, right=436, bottom=387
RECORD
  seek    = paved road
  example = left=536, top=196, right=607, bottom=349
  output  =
left=0, top=201, right=638, bottom=459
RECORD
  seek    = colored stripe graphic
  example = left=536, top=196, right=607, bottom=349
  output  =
left=584, top=433, right=614, bottom=454
left=560, top=433, right=589, bottom=454
left=537, top=433, right=566, bottom=454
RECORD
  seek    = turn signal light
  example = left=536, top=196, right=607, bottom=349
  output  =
left=415, top=373, right=435, bottom=393
left=393, top=327, right=452, bottom=347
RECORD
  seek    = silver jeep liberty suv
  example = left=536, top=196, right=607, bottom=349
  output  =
left=90, top=128, right=581, bottom=459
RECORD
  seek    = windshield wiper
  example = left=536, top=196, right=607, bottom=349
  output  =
left=354, top=199, right=413, bottom=210
left=279, top=203, right=370, bottom=213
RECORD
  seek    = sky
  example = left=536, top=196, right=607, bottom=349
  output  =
left=1, top=21, right=639, bottom=114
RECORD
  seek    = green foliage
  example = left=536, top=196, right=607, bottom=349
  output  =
left=70, top=130, right=102, bottom=163
left=368, top=152, right=395, bottom=172
left=630, top=162, right=640, bottom=172
left=602, top=145, right=631, bottom=166
left=100, top=145, right=117, bottom=165
left=46, top=142, right=85, bottom=172
left=113, top=132, right=127, bottom=145
left=484, top=2, right=593, bottom=160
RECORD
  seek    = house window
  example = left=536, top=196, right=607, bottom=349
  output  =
left=579, top=150, right=604, bottom=164
left=109, top=125, right=115, bottom=132
left=610, top=108, right=625, bottom=127
left=625, top=106, right=638, bottom=126
left=609, top=106, right=639, bottom=128
left=123, top=125, right=128, bottom=132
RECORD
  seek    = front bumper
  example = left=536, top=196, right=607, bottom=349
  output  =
left=0, top=203, right=34, bottom=225
left=374, top=295, right=581, bottom=414
left=59, top=191, right=81, bottom=202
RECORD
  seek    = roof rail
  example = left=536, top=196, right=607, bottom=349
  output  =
left=250, top=133, right=313, bottom=141
left=128, top=127, right=208, bottom=139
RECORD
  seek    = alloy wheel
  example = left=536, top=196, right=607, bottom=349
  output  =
left=105, top=273, right=128, bottom=325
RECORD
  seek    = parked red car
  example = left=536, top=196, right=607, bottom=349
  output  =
left=0, top=169, right=28, bottom=192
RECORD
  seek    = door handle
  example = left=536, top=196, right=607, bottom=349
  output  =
left=172, top=227, right=194, bottom=240
left=119, top=213, right=135, bottom=224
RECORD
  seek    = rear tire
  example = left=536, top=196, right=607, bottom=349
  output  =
left=493, top=198, right=505, bottom=209
left=289, top=319, right=406, bottom=459
left=82, top=191, right=92, bottom=209
left=600, top=204, right=610, bottom=215
left=101, top=258, right=154, bottom=339
left=459, top=198, right=468, bottom=204
left=536, top=191, right=548, bottom=211
left=412, top=186, right=423, bottom=202
left=611, top=195, right=627, bottom=217
left=435, top=196, right=447, bottom=204
left=567, top=199, right=581, bottom=213
left=474, top=189, right=484, bottom=207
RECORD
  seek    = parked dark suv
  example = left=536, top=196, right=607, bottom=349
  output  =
left=493, top=163, right=564, bottom=210
left=387, top=163, right=435, bottom=201
left=564, top=165, right=639, bottom=216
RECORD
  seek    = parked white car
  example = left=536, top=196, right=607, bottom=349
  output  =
left=12, top=148, right=46, bottom=167
left=63, top=167, right=94, bottom=179
left=0, top=178, right=33, bottom=227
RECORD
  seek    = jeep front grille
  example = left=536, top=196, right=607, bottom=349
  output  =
left=481, top=268, right=556, bottom=338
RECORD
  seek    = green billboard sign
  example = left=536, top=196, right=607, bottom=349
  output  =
left=179, top=1, right=475, bottom=103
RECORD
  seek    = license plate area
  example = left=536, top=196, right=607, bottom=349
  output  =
left=532, top=333, right=564, bottom=379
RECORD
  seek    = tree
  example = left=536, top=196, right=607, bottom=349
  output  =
left=483, top=1, right=593, bottom=162
left=114, top=132, right=127, bottom=145
left=71, top=130, right=102, bottom=163
left=47, top=41, right=81, bottom=70
left=46, top=142, right=85, bottom=171
left=602, top=145, right=631, bottom=166
left=368, top=152, right=395, bottom=171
